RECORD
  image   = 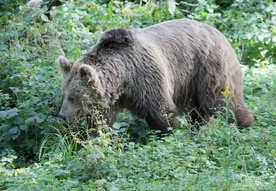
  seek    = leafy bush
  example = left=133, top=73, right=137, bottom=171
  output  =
left=0, top=0, right=25, bottom=25
left=0, top=4, right=63, bottom=163
left=177, top=0, right=276, bottom=66
left=221, top=0, right=276, bottom=66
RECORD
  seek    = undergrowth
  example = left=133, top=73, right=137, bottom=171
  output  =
left=0, top=0, right=276, bottom=190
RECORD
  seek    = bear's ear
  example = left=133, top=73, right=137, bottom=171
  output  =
left=58, top=56, right=74, bottom=74
left=78, top=65, right=100, bottom=89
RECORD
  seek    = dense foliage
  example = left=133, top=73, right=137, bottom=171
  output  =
left=0, top=0, right=275, bottom=190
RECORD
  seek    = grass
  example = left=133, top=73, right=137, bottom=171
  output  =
left=1, top=65, right=276, bottom=190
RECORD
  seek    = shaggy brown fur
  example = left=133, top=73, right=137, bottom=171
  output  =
left=58, top=18, right=253, bottom=134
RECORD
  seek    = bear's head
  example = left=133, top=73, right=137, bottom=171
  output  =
left=57, top=28, right=133, bottom=121
left=57, top=56, right=105, bottom=121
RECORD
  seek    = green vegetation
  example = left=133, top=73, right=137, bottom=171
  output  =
left=1, top=0, right=275, bottom=190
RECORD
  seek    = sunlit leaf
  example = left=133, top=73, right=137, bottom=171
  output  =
left=41, top=14, right=49, bottom=22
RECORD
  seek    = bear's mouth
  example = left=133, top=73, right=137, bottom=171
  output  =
left=73, top=109, right=83, bottom=120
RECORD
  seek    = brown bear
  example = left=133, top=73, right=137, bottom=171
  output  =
left=58, top=18, right=253, bottom=134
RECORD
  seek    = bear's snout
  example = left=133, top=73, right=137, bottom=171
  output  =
left=57, top=114, right=66, bottom=120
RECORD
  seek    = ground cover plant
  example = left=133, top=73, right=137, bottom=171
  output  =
left=0, top=0, right=275, bottom=190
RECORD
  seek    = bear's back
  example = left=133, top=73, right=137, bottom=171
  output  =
left=133, top=19, right=235, bottom=67
left=133, top=18, right=240, bottom=80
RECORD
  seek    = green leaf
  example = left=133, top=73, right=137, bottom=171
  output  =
left=8, top=127, right=19, bottom=135
left=15, top=117, right=24, bottom=125
left=112, top=122, right=129, bottom=129
left=19, top=125, right=28, bottom=131
left=39, top=25, right=47, bottom=34
left=88, top=152, right=105, bottom=159
left=6, top=108, right=20, bottom=119
left=107, top=2, right=113, bottom=18
left=0, top=44, right=8, bottom=50
left=52, top=169, right=70, bottom=178
left=41, top=14, right=49, bottom=22
left=110, top=129, right=119, bottom=135
left=35, top=116, right=45, bottom=124
left=273, top=26, right=276, bottom=34
left=94, top=179, right=107, bottom=188
left=167, top=0, right=176, bottom=16
left=25, top=117, right=35, bottom=124
left=201, top=11, right=208, bottom=18
left=0, top=111, right=7, bottom=118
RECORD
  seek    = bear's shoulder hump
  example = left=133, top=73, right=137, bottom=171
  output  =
left=99, top=29, right=133, bottom=48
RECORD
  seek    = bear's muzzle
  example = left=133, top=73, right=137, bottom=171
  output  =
left=57, top=114, right=66, bottom=120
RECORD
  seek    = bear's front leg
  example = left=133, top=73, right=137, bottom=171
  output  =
left=145, top=107, right=178, bottom=135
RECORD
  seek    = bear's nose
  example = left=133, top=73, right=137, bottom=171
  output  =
left=57, top=114, right=66, bottom=120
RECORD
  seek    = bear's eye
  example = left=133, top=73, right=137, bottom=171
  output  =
left=68, top=97, right=75, bottom=102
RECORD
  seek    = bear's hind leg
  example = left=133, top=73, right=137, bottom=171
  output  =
left=232, top=101, right=254, bottom=128
left=189, top=109, right=213, bottom=126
